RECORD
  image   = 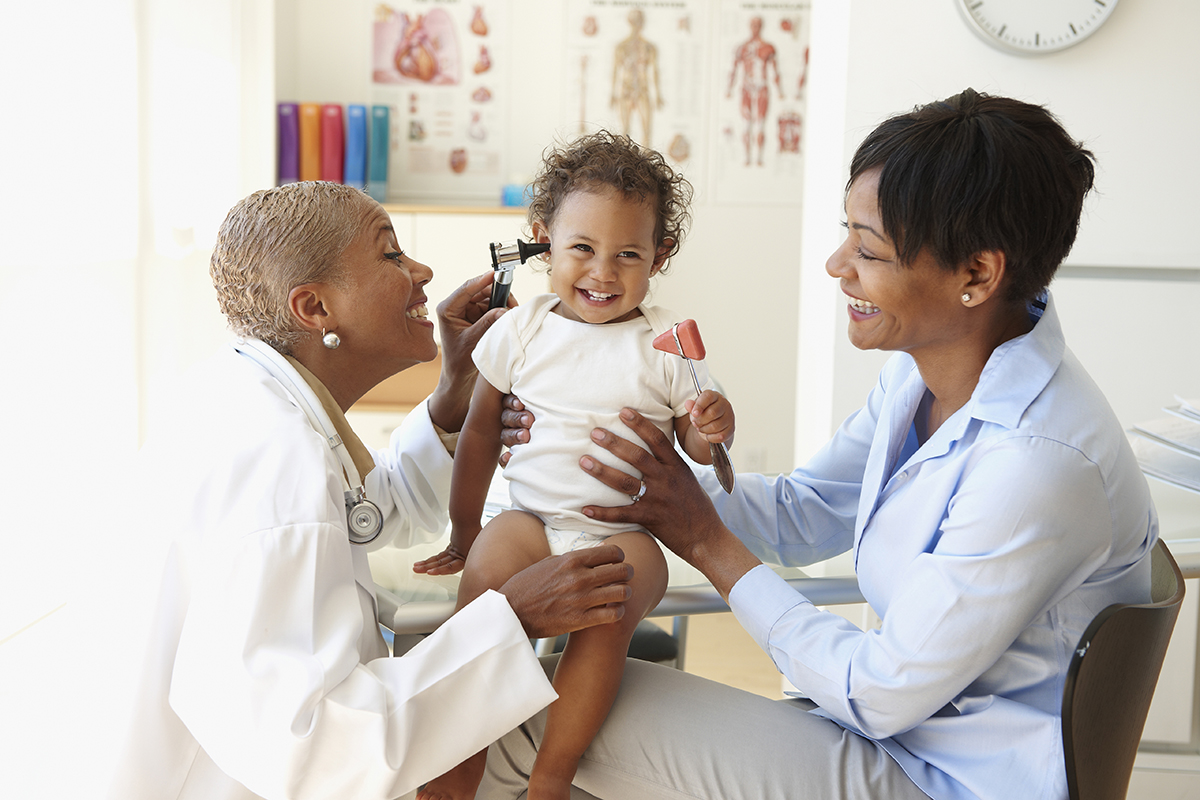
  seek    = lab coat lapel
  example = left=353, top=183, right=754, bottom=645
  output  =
left=351, top=544, right=380, bottom=611
left=283, top=354, right=385, bottom=650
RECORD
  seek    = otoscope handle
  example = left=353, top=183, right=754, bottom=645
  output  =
left=489, top=273, right=513, bottom=310
left=487, top=239, right=550, bottom=309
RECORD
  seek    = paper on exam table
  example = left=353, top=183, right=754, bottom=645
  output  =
left=1165, top=396, right=1200, bottom=424
left=1130, top=435, right=1200, bottom=494
left=1132, top=416, right=1200, bottom=458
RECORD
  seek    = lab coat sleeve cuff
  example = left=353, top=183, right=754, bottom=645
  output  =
left=388, top=400, right=454, bottom=473
left=366, top=399, right=454, bottom=550
left=372, top=589, right=556, bottom=791
left=728, top=563, right=813, bottom=652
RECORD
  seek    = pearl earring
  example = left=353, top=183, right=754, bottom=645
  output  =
left=322, top=328, right=341, bottom=350
left=962, top=293, right=971, bottom=304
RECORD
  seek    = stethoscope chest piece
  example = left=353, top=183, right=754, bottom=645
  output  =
left=345, top=488, right=383, bottom=544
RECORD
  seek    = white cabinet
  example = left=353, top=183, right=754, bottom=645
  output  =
left=386, top=207, right=551, bottom=346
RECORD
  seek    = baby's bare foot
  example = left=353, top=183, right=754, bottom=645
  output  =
left=416, top=751, right=487, bottom=800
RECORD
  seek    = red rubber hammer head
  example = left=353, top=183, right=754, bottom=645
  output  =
left=652, top=319, right=706, bottom=360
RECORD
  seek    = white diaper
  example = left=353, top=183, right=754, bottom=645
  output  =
left=544, top=526, right=610, bottom=556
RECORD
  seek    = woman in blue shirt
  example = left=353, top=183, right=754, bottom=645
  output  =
left=481, top=89, right=1157, bottom=800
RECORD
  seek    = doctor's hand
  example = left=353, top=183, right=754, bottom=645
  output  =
left=581, top=407, right=761, bottom=601
left=498, top=393, right=535, bottom=467
left=429, top=272, right=516, bottom=433
left=499, top=545, right=633, bottom=638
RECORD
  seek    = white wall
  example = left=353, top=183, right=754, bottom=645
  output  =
left=1, top=2, right=275, bottom=796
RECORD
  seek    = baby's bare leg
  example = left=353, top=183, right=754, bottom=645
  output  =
left=417, top=511, right=549, bottom=800
left=528, top=531, right=667, bottom=800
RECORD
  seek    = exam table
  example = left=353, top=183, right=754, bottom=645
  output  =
left=366, top=477, right=868, bottom=665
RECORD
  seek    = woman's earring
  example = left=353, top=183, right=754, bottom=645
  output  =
left=961, top=293, right=971, bottom=304
left=322, top=328, right=341, bottom=350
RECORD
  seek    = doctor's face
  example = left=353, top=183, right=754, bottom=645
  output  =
left=332, top=199, right=438, bottom=371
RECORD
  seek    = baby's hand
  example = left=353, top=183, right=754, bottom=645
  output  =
left=686, top=390, right=735, bottom=445
left=412, top=542, right=467, bottom=576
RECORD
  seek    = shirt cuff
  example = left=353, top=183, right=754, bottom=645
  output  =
left=728, top=563, right=813, bottom=651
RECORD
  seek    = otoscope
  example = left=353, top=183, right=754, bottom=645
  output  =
left=489, top=239, right=551, bottom=309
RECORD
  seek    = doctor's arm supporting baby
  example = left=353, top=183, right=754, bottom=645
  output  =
left=483, top=90, right=1157, bottom=800
left=105, top=181, right=632, bottom=800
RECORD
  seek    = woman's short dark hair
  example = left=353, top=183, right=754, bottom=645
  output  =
left=849, top=88, right=1095, bottom=303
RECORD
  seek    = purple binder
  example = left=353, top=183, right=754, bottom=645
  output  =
left=277, top=102, right=300, bottom=185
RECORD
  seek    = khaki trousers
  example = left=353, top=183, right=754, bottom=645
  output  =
left=479, top=656, right=931, bottom=800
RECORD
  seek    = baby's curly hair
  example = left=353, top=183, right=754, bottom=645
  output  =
left=526, top=130, right=693, bottom=272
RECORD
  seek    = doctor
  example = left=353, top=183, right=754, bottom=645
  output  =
left=106, top=181, right=633, bottom=800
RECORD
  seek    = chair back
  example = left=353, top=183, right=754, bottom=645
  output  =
left=1061, top=539, right=1185, bottom=800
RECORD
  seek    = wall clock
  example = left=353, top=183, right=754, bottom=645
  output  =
left=957, top=0, right=1119, bottom=55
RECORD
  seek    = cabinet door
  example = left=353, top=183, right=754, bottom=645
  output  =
left=410, top=212, right=550, bottom=334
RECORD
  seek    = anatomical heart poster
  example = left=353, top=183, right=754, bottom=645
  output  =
left=372, top=0, right=511, bottom=203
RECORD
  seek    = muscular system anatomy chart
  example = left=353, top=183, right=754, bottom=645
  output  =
left=713, top=1, right=810, bottom=204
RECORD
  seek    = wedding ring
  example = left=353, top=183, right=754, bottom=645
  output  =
left=630, top=481, right=647, bottom=503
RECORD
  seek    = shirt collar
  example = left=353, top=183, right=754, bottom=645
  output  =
left=965, top=290, right=1065, bottom=431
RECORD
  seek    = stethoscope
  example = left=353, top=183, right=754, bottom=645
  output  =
left=234, top=338, right=383, bottom=545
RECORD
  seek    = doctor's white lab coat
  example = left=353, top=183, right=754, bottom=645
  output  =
left=106, top=345, right=556, bottom=800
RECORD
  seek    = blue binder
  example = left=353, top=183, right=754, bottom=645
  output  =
left=367, top=105, right=390, bottom=203
left=344, top=105, right=367, bottom=190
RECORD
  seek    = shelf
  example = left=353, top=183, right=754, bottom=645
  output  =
left=381, top=203, right=526, bottom=216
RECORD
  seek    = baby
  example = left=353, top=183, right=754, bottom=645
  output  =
left=414, top=130, right=735, bottom=800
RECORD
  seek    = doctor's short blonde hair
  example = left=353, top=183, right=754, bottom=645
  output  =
left=210, top=181, right=370, bottom=352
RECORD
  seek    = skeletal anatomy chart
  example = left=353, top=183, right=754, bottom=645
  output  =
left=564, top=1, right=711, bottom=188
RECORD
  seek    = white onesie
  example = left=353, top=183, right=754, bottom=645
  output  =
left=472, top=293, right=708, bottom=541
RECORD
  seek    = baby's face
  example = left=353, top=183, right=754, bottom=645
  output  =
left=537, top=186, right=666, bottom=325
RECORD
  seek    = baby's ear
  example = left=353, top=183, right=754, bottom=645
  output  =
left=651, top=238, right=675, bottom=273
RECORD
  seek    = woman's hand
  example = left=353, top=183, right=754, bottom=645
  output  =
left=428, top=272, right=514, bottom=432
left=498, top=394, right=534, bottom=467
left=412, top=542, right=467, bottom=576
left=581, top=407, right=761, bottom=599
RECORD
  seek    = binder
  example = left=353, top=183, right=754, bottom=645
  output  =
left=320, top=104, right=344, bottom=183
left=299, top=103, right=321, bottom=182
left=277, top=102, right=299, bottom=185
left=368, top=105, right=390, bottom=202
left=344, top=104, right=368, bottom=190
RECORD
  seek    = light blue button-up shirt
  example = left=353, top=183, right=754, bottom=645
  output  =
left=713, top=294, right=1157, bottom=800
